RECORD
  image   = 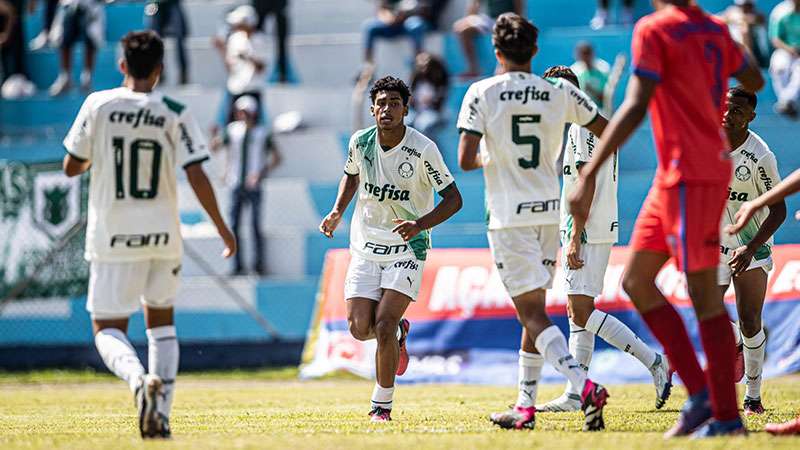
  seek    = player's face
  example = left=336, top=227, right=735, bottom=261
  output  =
left=723, top=94, right=755, bottom=131
left=371, top=91, right=407, bottom=131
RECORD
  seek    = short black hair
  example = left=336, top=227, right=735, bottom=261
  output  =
left=492, top=13, right=538, bottom=65
left=121, top=30, right=164, bottom=79
left=728, top=86, right=757, bottom=109
left=543, top=65, right=580, bottom=88
left=370, top=76, right=411, bottom=106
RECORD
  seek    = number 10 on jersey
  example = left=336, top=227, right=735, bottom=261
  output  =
left=512, top=114, right=541, bottom=170
left=113, top=136, right=163, bottom=200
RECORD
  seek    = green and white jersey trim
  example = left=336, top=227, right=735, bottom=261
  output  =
left=344, top=126, right=454, bottom=262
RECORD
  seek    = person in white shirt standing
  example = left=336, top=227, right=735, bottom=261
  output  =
left=535, top=65, right=672, bottom=414
left=212, top=95, right=281, bottom=275
left=319, top=76, right=462, bottom=422
left=457, top=13, right=611, bottom=432
left=62, top=30, right=236, bottom=439
left=216, top=4, right=269, bottom=123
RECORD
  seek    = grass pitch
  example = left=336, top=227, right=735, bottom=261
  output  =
left=1, top=370, right=799, bottom=449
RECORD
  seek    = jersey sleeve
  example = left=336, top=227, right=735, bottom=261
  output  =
left=344, top=134, right=360, bottom=175
left=562, top=81, right=600, bottom=127
left=423, top=142, right=455, bottom=193
left=175, top=109, right=211, bottom=169
left=631, top=20, right=665, bottom=82
left=756, top=152, right=782, bottom=196
left=574, top=127, right=594, bottom=167
left=721, top=26, right=746, bottom=77
left=456, top=83, right=486, bottom=137
left=63, top=94, right=96, bottom=161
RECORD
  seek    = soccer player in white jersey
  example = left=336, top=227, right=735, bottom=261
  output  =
left=718, top=86, right=786, bottom=416
left=318, top=76, right=462, bottom=422
left=534, top=66, right=673, bottom=413
left=456, top=13, right=610, bottom=431
left=62, top=31, right=236, bottom=439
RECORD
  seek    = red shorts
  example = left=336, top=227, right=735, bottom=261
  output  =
left=630, top=183, right=727, bottom=273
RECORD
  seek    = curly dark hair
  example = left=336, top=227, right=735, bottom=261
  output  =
left=728, top=86, right=757, bottom=109
left=370, top=76, right=411, bottom=106
left=492, top=13, right=538, bottom=66
left=121, top=30, right=164, bottom=79
left=543, top=65, right=580, bottom=89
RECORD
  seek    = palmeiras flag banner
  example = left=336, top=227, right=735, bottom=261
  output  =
left=301, top=247, right=800, bottom=385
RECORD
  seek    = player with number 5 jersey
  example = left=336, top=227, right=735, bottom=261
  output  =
left=457, top=13, right=610, bottom=433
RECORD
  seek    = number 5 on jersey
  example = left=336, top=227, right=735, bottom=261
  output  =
left=513, top=114, right=541, bottom=170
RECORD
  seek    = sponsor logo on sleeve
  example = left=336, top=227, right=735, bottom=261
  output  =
left=758, top=166, right=773, bottom=190
left=424, top=161, right=445, bottom=185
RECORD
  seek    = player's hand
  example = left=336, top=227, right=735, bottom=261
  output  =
left=567, top=175, right=593, bottom=227
left=566, top=236, right=584, bottom=270
left=245, top=173, right=261, bottom=190
left=218, top=225, right=237, bottom=258
left=319, top=210, right=342, bottom=238
left=729, top=245, right=755, bottom=277
left=725, top=201, right=757, bottom=235
left=392, top=219, right=422, bottom=241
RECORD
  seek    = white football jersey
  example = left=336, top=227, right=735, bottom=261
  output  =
left=720, top=131, right=781, bottom=260
left=457, top=72, right=600, bottom=230
left=344, top=126, right=454, bottom=262
left=560, top=124, right=618, bottom=244
left=64, top=87, right=210, bottom=262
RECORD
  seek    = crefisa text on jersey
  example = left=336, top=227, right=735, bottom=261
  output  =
left=109, top=108, right=166, bottom=129
left=499, top=85, right=550, bottom=104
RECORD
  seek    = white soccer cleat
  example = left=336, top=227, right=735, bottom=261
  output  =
left=650, top=353, right=673, bottom=410
left=535, top=393, right=582, bottom=413
left=135, top=374, right=164, bottom=438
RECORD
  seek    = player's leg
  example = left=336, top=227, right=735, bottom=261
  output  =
left=452, top=16, right=481, bottom=77
left=732, top=265, right=769, bottom=415
left=347, top=298, right=377, bottom=341
left=402, top=15, right=430, bottom=56
left=229, top=188, right=245, bottom=274
left=142, top=259, right=183, bottom=438
left=718, top=263, right=746, bottom=383
left=491, top=328, right=543, bottom=429
left=370, top=289, right=412, bottom=421
left=345, top=255, right=381, bottom=341
left=250, top=189, right=266, bottom=274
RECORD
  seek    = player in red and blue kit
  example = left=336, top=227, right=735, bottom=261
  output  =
left=568, top=0, right=763, bottom=438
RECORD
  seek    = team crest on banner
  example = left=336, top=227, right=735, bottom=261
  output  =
left=32, top=171, right=81, bottom=240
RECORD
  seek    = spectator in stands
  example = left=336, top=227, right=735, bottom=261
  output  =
left=0, top=1, right=15, bottom=50
left=361, top=1, right=438, bottom=70
left=27, top=0, right=58, bottom=51
left=718, top=0, right=769, bottom=67
left=48, top=0, right=105, bottom=96
left=770, top=0, right=800, bottom=118
left=251, top=0, right=290, bottom=83
left=591, top=0, right=634, bottom=30
left=145, top=0, right=190, bottom=85
left=211, top=95, right=282, bottom=276
left=570, top=41, right=609, bottom=107
left=408, top=52, right=448, bottom=137
left=452, top=0, right=522, bottom=78
left=214, top=4, right=268, bottom=123
left=1, top=0, right=26, bottom=83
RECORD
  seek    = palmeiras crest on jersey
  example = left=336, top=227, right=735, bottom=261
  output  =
left=398, top=161, right=414, bottom=178
left=735, top=165, right=751, bottom=182
left=32, top=170, right=82, bottom=240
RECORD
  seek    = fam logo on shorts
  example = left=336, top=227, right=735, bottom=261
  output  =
left=735, top=165, right=751, bottom=182
left=398, top=161, right=414, bottom=178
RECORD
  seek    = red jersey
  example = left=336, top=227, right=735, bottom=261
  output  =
left=631, top=5, right=745, bottom=187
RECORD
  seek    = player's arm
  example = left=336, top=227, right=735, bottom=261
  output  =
left=565, top=161, right=595, bottom=270
left=457, top=132, right=482, bottom=171
left=63, top=154, right=90, bottom=177
left=568, top=75, right=656, bottom=231
left=319, top=173, right=359, bottom=238
left=733, top=46, right=765, bottom=92
left=729, top=200, right=786, bottom=276
left=393, top=182, right=463, bottom=241
left=513, top=0, right=524, bottom=16
left=186, top=164, right=236, bottom=258
left=728, top=169, right=800, bottom=234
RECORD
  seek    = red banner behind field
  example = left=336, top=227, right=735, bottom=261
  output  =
left=317, top=245, right=800, bottom=322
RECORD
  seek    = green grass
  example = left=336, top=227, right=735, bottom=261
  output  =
left=1, top=371, right=799, bottom=449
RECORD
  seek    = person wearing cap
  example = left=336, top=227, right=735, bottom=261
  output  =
left=214, top=4, right=269, bottom=123
left=211, top=95, right=282, bottom=276
left=718, top=0, right=768, bottom=67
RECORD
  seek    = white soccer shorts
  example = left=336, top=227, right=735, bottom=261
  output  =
left=717, top=253, right=773, bottom=286
left=562, top=243, right=613, bottom=298
left=87, top=259, right=182, bottom=320
left=488, top=225, right=559, bottom=298
left=344, top=254, right=424, bottom=301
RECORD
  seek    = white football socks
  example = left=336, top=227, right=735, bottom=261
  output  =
left=147, top=325, right=179, bottom=418
left=585, top=310, right=657, bottom=369
left=516, top=350, right=544, bottom=408
left=371, top=383, right=394, bottom=410
left=95, top=328, right=145, bottom=393
left=731, top=321, right=743, bottom=347
left=535, top=325, right=587, bottom=392
left=566, top=318, right=594, bottom=395
left=742, top=328, right=766, bottom=399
